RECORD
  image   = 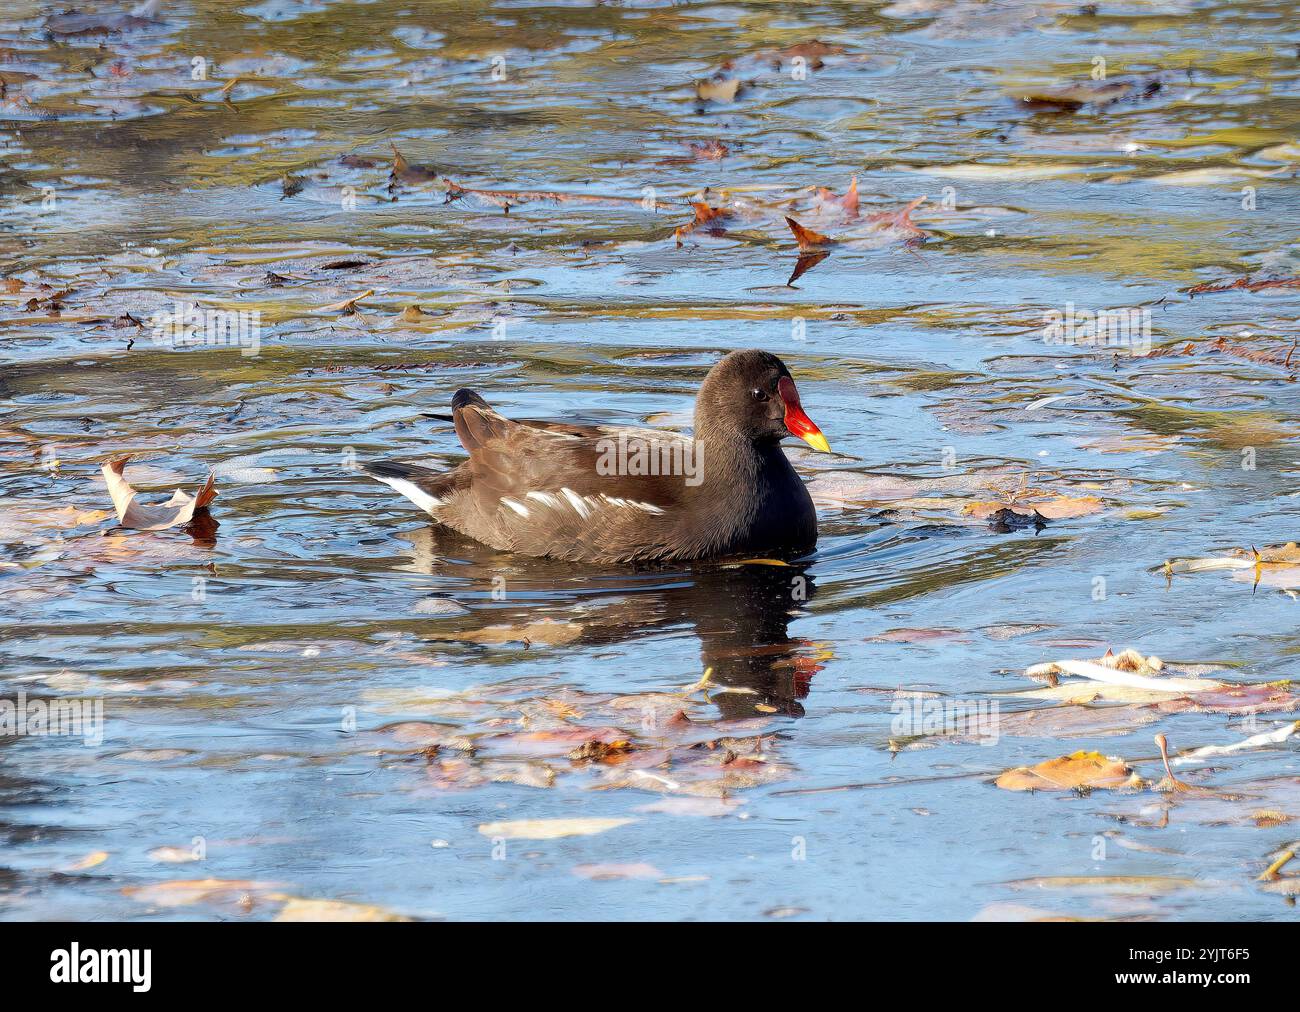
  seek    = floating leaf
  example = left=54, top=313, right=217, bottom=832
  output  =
left=64, top=851, right=109, bottom=871
left=1172, top=720, right=1300, bottom=766
left=784, top=216, right=833, bottom=251
left=477, top=817, right=635, bottom=840
left=995, top=750, right=1143, bottom=792
left=101, top=458, right=217, bottom=531
left=122, top=878, right=282, bottom=909
left=275, top=897, right=411, bottom=921
left=572, top=863, right=662, bottom=880
left=696, top=77, right=741, bottom=103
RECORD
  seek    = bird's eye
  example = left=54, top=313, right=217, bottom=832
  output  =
left=751, top=388, right=769, bottom=402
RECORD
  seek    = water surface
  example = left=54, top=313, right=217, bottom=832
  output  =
left=1, top=0, right=1299, bottom=920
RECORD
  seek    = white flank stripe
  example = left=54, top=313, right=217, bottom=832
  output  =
left=372, top=476, right=444, bottom=515
left=500, top=497, right=530, bottom=517
left=560, top=487, right=592, bottom=520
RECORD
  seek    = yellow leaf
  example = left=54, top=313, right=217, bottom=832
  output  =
left=65, top=851, right=109, bottom=871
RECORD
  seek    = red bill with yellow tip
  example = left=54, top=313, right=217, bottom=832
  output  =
left=777, top=376, right=830, bottom=453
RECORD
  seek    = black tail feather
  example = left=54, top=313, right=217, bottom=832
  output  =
left=361, top=460, right=443, bottom=481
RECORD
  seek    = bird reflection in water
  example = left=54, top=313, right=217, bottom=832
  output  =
left=394, top=526, right=821, bottom=719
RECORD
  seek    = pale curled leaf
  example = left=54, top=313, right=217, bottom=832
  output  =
left=477, top=817, right=634, bottom=840
left=101, top=458, right=217, bottom=531
left=1172, top=721, right=1300, bottom=767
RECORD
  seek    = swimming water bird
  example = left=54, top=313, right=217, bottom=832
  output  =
left=363, top=349, right=830, bottom=564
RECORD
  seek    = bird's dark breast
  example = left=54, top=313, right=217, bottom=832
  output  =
left=718, top=467, right=817, bottom=559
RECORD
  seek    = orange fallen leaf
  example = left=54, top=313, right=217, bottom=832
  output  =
left=815, top=175, right=859, bottom=217
left=675, top=202, right=731, bottom=245
left=865, top=195, right=928, bottom=238
left=995, top=751, right=1142, bottom=792
left=101, top=457, right=217, bottom=531
left=785, top=216, right=833, bottom=251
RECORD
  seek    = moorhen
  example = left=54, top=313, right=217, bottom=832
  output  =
left=363, top=349, right=830, bottom=563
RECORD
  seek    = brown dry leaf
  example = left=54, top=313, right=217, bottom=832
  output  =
left=675, top=201, right=731, bottom=245
left=477, top=817, right=635, bottom=840
left=1015, top=79, right=1140, bottom=110
left=275, top=897, right=412, bottom=921
left=102, top=458, right=217, bottom=531
left=785, top=216, right=833, bottom=251
left=689, top=139, right=729, bottom=160
left=389, top=143, right=440, bottom=183
left=995, top=750, right=1143, bottom=792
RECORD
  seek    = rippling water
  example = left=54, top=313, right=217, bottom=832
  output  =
left=1, top=0, right=1299, bottom=920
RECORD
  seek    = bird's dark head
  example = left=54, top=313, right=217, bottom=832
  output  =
left=694, top=349, right=830, bottom=452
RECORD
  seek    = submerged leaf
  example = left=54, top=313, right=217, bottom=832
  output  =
left=276, top=897, right=411, bottom=921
